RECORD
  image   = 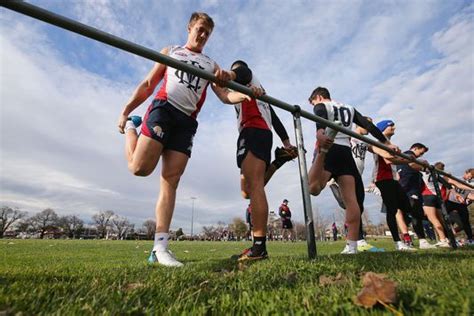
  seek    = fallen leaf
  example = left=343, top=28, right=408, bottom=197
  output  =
left=124, top=282, right=144, bottom=291
left=285, top=272, right=298, bottom=284
left=354, top=272, right=397, bottom=308
left=319, top=272, right=348, bottom=286
left=237, top=262, right=248, bottom=271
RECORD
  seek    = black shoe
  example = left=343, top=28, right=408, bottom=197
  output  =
left=233, top=247, right=268, bottom=262
left=273, top=147, right=298, bottom=168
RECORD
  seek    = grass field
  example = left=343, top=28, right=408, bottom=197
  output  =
left=1, top=239, right=473, bottom=315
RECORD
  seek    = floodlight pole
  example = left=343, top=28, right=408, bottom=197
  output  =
left=190, top=197, right=197, bottom=237
left=292, top=106, right=317, bottom=259
left=429, top=168, right=457, bottom=249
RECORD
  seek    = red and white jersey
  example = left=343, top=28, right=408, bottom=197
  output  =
left=234, top=75, right=272, bottom=133
left=372, top=153, right=398, bottom=182
left=155, top=45, right=217, bottom=119
left=421, top=171, right=447, bottom=198
left=320, top=101, right=356, bottom=147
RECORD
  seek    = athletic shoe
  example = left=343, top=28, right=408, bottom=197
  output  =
left=340, top=244, right=357, bottom=254
left=234, top=247, right=268, bottom=262
left=357, top=239, right=375, bottom=252
left=127, top=115, right=142, bottom=128
left=434, top=239, right=450, bottom=248
left=418, top=238, right=436, bottom=249
left=148, top=249, right=183, bottom=267
left=273, top=146, right=298, bottom=168
left=395, top=241, right=417, bottom=251
left=328, top=179, right=346, bottom=209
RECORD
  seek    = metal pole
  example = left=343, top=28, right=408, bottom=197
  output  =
left=429, top=169, right=457, bottom=249
left=190, top=197, right=197, bottom=237
left=292, top=106, right=317, bottom=259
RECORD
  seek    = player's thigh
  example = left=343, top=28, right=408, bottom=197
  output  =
left=241, top=151, right=266, bottom=187
left=337, top=175, right=358, bottom=205
left=133, top=135, right=163, bottom=174
left=161, top=149, right=189, bottom=181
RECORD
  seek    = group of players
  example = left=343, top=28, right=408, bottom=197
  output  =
left=117, top=12, right=473, bottom=267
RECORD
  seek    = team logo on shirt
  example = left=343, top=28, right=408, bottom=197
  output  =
left=352, top=143, right=367, bottom=159
left=175, top=60, right=205, bottom=92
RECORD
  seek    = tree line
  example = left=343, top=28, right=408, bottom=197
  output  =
left=1, top=205, right=390, bottom=240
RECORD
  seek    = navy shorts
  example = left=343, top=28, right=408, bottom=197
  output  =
left=141, top=99, right=198, bottom=157
left=317, top=144, right=365, bottom=212
left=236, top=127, right=272, bottom=168
left=423, top=194, right=442, bottom=208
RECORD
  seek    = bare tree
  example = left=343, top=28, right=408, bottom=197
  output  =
left=112, top=215, right=134, bottom=240
left=0, top=206, right=27, bottom=238
left=57, top=215, right=84, bottom=239
left=228, top=217, right=247, bottom=240
left=30, top=208, right=59, bottom=239
left=294, top=222, right=307, bottom=241
left=142, top=219, right=156, bottom=240
left=314, top=212, right=330, bottom=241
left=202, top=225, right=222, bottom=240
left=92, top=210, right=115, bottom=239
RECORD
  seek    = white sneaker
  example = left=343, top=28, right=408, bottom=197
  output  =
left=357, top=239, right=375, bottom=252
left=418, top=239, right=436, bottom=249
left=341, top=244, right=357, bottom=254
left=396, top=241, right=417, bottom=251
left=434, top=239, right=450, bottom=248
left=148, top=249, right=184, bottom=267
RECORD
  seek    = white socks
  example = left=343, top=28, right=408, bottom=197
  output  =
left=347, top=240, right=358, bottom=252
left=125, top=120, right=137, bottom=132
left=153, top=233, right=169, bottom=252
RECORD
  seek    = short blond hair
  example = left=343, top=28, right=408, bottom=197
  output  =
left=189, top=12, right=214, bottom=30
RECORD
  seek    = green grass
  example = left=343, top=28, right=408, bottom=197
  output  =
left=1, top=239, right=473, bottom=315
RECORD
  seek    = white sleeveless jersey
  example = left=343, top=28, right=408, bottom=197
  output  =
left=234, top=75, right=272, bottom=133
left=421, top=171, right=443, bottom=195
left=321, top=101, right=355, bottom=147
left=155, top=46, right=217, bottom=118
left=351, top=137, right=369, bottom=175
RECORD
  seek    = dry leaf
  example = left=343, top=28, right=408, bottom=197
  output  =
left=285, top=272, right=298, bottom=284
left=237, top=262, right=248, bottom=271
left=354, top=272, right=397, bottom=308
left=319, top=272, right=348, bottom=286
left=124, top=282, right=144, bottom=291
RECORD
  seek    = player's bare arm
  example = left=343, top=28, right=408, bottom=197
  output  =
left=117, top=47, right=169, bottom=133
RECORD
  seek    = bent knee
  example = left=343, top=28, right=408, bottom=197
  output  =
left=309, top=182, right=322, bottom=196
left=128, top=163, right=152, bottom=177
left=241, top=190, right=250, bottom=199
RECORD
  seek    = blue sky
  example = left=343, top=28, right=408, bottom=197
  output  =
left=1, top=0, right=473, bottom=233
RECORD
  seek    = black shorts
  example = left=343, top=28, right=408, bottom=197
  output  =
left=376, top=180, right=412, bottom=214
left=282, top=219, right=293, bottom=229
left=446, top=200, right=468, bottom=213
left=423, top=195, right=442, bottom=208
left=322, top=144, right=360, bottom=179
left=236, top=127, right=272, bottom=168
left=141, top=99, right=198, bottom=157
left=318, top=144, right=365, bottom=212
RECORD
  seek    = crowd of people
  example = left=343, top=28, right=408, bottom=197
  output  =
left=117, top=12, right=473, bottom=267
